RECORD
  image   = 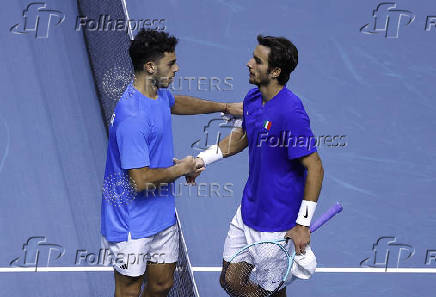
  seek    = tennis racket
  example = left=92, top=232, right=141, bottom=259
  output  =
left=222, top=202, right=343, bottom=297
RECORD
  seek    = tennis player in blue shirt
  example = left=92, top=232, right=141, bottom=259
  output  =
left=195, top=35, right=324, bottom=296
left=101, top=29, right=242, bottom=297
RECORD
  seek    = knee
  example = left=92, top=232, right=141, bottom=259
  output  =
left=148, top=278, right=174, bottom=295
left=114, top=274, right=142, bottom=297
left=219, top=272, right=241, bottom=296
left=115, top=287, right=141, bottom=297
left=219, top=271, right=227, bottom=289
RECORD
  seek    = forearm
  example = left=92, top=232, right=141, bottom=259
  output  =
left=218, top=130, right=248, bottom=158
left=172, top=95, right=226, bottom=115
left=302, top=162, right=324, bottom=202
left=129, top=165, right=185, bottom=192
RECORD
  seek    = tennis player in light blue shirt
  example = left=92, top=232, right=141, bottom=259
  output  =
left=101, top=29, right=242, bottom=297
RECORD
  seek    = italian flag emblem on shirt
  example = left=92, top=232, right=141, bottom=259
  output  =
left=263, top=120, right=272, bottom=130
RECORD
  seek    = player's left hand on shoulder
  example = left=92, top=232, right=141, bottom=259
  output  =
left=285, top=224, right=311, bottom=255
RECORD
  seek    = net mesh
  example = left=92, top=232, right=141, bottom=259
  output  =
left=76, top=1, right=198, bottom=295
left=222, top=242, right=290, bottom=297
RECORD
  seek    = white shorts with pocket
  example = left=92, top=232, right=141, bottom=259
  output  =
left=223, top=206, right=316, bottom=290
left=101, top=224, right=179, bottom=277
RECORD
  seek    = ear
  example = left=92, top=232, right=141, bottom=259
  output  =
left=144, top=62, right=156, bottom=74
left=271, top=67, right=281, bottom=79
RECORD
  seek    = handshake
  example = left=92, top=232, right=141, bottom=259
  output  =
left=173, top=156, right=206, bottom=185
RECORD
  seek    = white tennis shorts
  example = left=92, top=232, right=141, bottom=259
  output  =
left=223, top=206, right=316, bottom=290
left=101, top=224, right=179, bottom=277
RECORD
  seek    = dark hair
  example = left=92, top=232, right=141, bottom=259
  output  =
left=129, top=29, right=178, bottom=73
left=257, top=35, right=298, bottom=85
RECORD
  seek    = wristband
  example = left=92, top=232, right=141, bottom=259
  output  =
left=232, top=119, right=243, bottom=131
left=296, top=200, right=317, bottom=227
left=197, top=145, right=223, bottom=166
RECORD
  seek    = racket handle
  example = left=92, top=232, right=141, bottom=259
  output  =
left=310, top=202, right=343, bottom=233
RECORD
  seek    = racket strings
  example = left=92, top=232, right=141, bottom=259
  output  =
left=223, top=242, right=290, bottom=297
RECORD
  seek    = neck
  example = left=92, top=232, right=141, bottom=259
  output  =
left=258, top=81, right=284, bottom=103
left=133, top=73, right=159, bottom=99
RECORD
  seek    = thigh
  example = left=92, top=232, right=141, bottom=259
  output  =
left=102, top=234, right=152, bottom=277
left=149, top=224, right=179, bottom=264
left=223, top=206, right=250, bottom=262
left=145, top=262, right=176, bottom=288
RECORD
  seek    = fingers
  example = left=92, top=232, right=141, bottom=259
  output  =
left=284, top=227, right=309, bottom=255
left=185, top=175, right=196, bottom=185
left=297, top=242, right=307, bottom=255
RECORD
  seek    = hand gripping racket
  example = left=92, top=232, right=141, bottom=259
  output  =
left=222, top=202, right=343, bottom=297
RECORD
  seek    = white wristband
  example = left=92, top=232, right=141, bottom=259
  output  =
left=197, top=145, right=223, bottom=166
left=296, top=200, right=317, bottom=227
left=232, top=118, right=243, bottom=132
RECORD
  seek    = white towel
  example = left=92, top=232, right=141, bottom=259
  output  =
left=290, top=245, right=317, bottom=280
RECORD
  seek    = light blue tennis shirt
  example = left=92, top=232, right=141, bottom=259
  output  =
left=101, top=83, right=176, bottom=242
left=241, top=87, right=317, bottom=232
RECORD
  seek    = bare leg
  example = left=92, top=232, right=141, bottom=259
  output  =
left=221, top=260, right=280, bottom=297
left=114, top=270, right=144, bottom=297
left=141, top=262, right=176, bottom=297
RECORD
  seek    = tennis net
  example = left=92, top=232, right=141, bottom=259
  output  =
left=77, top=0, right=199, bottom=295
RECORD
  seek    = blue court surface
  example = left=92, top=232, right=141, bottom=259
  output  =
left=1, top=0, right=435, bottom=296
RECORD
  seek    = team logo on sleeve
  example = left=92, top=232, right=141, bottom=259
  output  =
left=263, top=120, right=272, bottom=131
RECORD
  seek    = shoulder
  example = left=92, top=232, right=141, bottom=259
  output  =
left=244, top=88, right=261, bottom=104
left=278, top=88, right=312, bottom=126
left=280, top=87, right=306, bottom=113
left=115, top=83, right=141, bottom=116
left=158, top=88, right=172, bottom=97
left=158, top=88, right=175, bottom=106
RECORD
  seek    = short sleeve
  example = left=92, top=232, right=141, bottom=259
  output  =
left=116, top=118, right=150, bottom=169
left=285, top=107, right=317, bottom=160
left=167, top=89, right=175, bottom=108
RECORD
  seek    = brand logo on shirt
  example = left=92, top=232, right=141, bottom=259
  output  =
left=110, top=113, right=116, bottom=127
left=263, top=120, right=272, bottom=131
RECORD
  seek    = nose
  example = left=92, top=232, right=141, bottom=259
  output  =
left=174, top=64, right=179, bottom=72
left=246, top=58, right=254, bottom=70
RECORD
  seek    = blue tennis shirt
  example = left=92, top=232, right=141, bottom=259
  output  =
left=241, top=87, right=317, bottom=232
left=101, top=83, right=176, bottom=242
